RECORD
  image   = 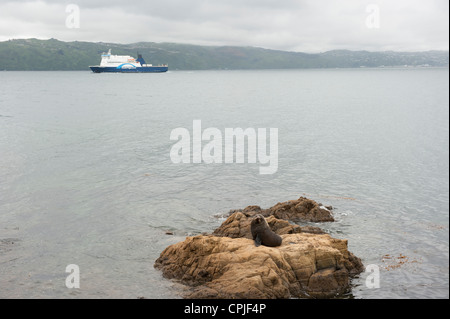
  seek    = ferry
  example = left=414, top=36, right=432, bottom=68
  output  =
left=89, top=49, right=168, bottom=73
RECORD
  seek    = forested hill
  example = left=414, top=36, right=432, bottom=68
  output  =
left=0, top=38, right=448, bottom=71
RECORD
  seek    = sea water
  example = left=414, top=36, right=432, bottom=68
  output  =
left=0, top=68, right=448, bottom=298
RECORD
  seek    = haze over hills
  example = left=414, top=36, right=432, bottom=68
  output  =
left=0, top=38, right=448, bottom=71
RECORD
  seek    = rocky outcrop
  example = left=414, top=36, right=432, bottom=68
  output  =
left=154, top=196, right=363, bottom=299
left=269, top=197, right=335, bottom=222
left=226, top=196, right=334, bottom=223
left=212, top=212, right=325, bottom=238
left=154, top=233, right=364, bottom=299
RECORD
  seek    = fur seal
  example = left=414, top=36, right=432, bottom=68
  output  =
left=250, top=214, right=282, bottom=247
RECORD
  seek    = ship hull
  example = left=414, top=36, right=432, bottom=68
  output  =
left=90, top=66, right=168, bottom=73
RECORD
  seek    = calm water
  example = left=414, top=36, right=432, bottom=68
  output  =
left=0, top=69, right=448, bottom=299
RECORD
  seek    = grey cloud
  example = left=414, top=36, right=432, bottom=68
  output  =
left=0, top=0, right=448, bottom=52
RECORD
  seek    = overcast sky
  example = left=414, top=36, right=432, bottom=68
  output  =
left=0, top=0, right=448, bottom=52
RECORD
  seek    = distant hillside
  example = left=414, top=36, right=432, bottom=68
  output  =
left=0, top=38, right=448, bottom=71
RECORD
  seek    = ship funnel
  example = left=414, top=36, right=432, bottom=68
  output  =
left=136, top=54, right=146, bottom=65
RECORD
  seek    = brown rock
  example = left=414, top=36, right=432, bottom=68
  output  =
left=225, top=196, right=334, bottom=223
left=212, top=212, right=325, bottom=239
left=154, top=233, right=364, bottom=299
left=154, top=196, right=362, bottom=299
left=269, top=197, right=335, bottom=222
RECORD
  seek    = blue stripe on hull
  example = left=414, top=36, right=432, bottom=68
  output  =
left=90, top=66, right=168, bottom=73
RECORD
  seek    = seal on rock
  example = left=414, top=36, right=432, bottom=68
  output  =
left=250, top=214, right=282, bottom=247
